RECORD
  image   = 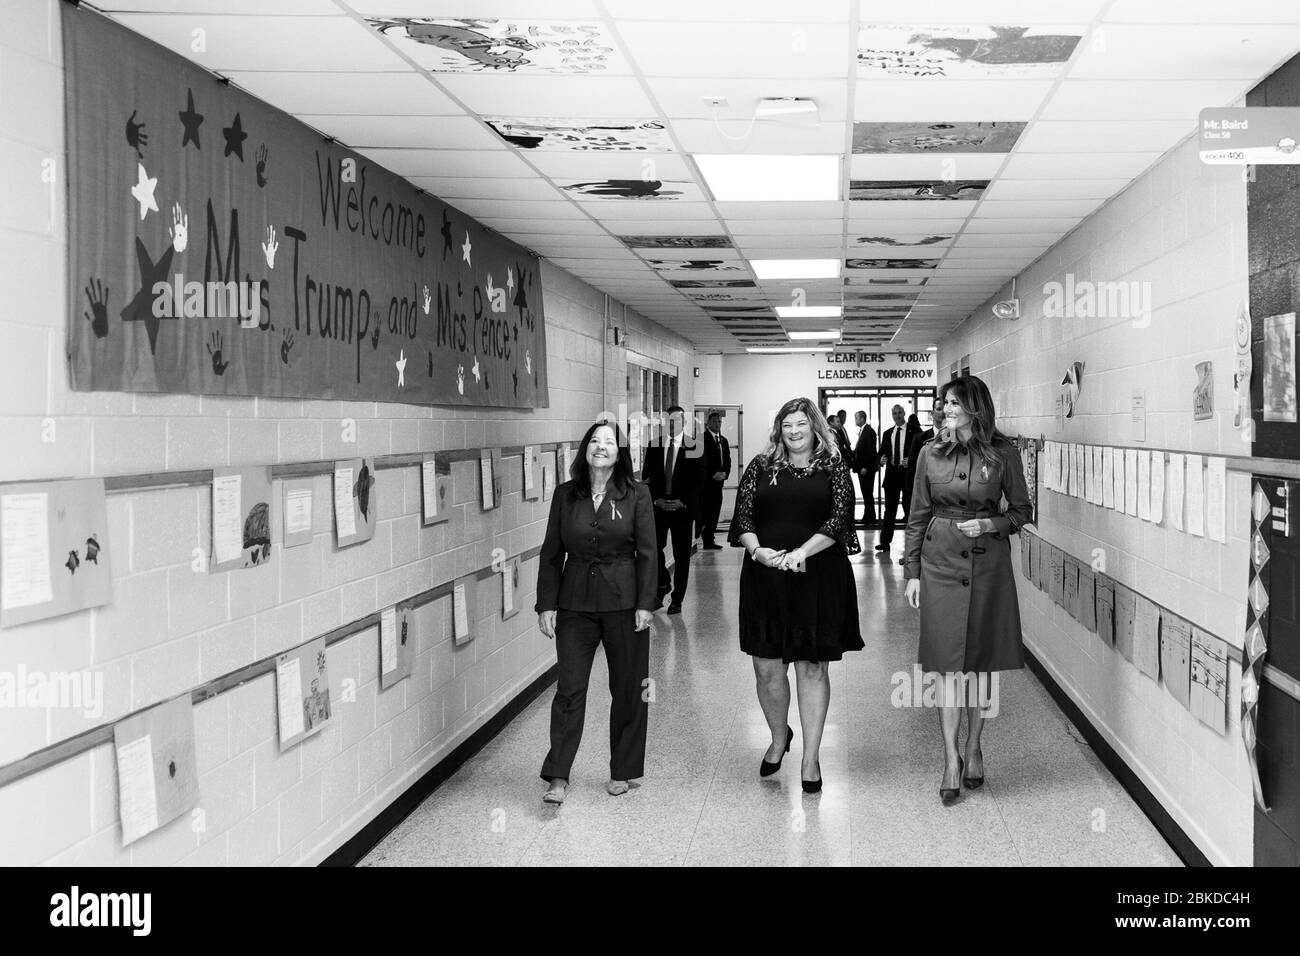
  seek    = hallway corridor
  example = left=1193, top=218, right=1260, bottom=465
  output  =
left=363, top=541, right=1180, bottom=867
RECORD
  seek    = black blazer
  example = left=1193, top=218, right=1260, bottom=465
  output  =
left=642, top=437, right=705, bottom=509
left=703, top=430, right=731, bottom=481
left=535, top=479, right=657, bottom=613
left=879, top=424, right=918, bottom=491
left=905, top=427, right=935, bottom=493
left=853, top=423, right=878, bottom=473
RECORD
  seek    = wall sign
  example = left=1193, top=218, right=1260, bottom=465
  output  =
left=814, top=350, right=936, bottom=384
left=62, top=7, right=548, bottom=408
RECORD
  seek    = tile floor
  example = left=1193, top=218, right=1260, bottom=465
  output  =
left=362, top=536, right=1182, bottom=867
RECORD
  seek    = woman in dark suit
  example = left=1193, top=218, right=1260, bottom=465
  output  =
left=535, top=420, right=657, bottom=805
left=730, top=398, right=863, bottom=793
left=903, top=376, right=1033, bottom=804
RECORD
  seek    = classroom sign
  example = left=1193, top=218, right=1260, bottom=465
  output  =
left=62, top=6, right=549, bottom=408
left=1199, top=107, right=1300, bottom=165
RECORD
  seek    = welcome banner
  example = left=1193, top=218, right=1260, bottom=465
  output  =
left=63, top=7, right=548, bottom=408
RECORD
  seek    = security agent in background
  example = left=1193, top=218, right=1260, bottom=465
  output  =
left=875, top=404, right=918, bottom=556
left=852, top=410, right=878, bottom=527
left=699, top=411, right=732, bottom=550
left=641, top=405, right=705, bottom=614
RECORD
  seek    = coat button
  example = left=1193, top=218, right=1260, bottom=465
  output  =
left=959, top=473, right=966, bottom=480
left=961, top=578, right=970, bottom=587
left=926, top=534, right=932, bottom=541
left=959, top=499, right=966, bottom=506
left=961, top=550, right=969, bottom=558
left=591, top=520, right=598, bottom=527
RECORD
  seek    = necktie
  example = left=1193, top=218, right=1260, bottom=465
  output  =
left=895, top=428, right=901, bottom=465
left=665, top=441, right=676, bottom=496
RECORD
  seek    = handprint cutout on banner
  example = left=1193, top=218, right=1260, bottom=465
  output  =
left=208, top=331, right=229, bottom=375
left=84, top=279, right=109, bottom=339
left=262, top=226, right=278, bottom=268
left=169, top=203, right=188, bottom=252
left=280, top=330, right=294, bottom=366
left=255, top=144, right=269, bottom=187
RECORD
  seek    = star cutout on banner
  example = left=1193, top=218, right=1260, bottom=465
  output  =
left=131, top=162, right=158, bottom=220
left=440, top=210, right=453, bottom=259
left=223, top=113, right=247, bottom=160
left=396, top=349, right=407, bottom=386
left=179, top=88, right=203, bottom=149
left=462, top=231, right=472, bottom=266
left=120, top=238, right=176, bottom=354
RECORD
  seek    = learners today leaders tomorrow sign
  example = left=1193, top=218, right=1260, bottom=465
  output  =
left=815, top=351, right=936, bottom=383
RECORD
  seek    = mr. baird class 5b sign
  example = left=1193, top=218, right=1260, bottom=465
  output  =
left=62, top=7, right=548, bottom=408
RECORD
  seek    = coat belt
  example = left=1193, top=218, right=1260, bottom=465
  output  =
left=932, top=508, right=995, bottom=520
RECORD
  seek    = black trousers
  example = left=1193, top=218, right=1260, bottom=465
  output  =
left=541, top=609, right=650, bottom=782
left=878, top=481, right=909, bottom=545
left=699, top=480, right=724, bottom=543
left=857, top=471, right=876, bottom=523
left=655, top=505, right=694, bottom=603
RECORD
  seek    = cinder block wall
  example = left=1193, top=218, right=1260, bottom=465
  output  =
left=0, top=0, right=695, bottom=866
left=938, top=133, right=1255, bottom=865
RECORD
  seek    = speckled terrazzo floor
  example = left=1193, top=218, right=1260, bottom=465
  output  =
left=361, top=530, right=1182, bottom=867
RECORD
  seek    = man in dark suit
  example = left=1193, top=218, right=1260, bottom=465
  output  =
left=852, top=410, right=878, bottom=527
left=905, top=395, right=943, bottom=504
left=829, top=411, right=854, bottom=462
left=699, top=411, right=731, bottom=550
left=641, top=405, right=705, bottom=614
left=875, top=404, right=915, bottom=554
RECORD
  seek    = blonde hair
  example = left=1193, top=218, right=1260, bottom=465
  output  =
left=763, top=397, right=839, bottom=465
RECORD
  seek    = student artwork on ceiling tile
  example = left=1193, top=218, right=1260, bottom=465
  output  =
left=853, top=235, right=953, bottom=249
left=365, top=18, right=621, bottom=74
left=1262, top=312, right=1296, bottom=422
left=0, top=479, right=112, bottom=628
left=852, top=122, right=1026, bottom=153
left=275, top=637, right=331, bottom=751
left=62, top=10, right=547, bottom=410
left=846, top=258, right=941, bottom=270
left=113, top=695, right=199, bottom=846
left=334, top=458, right=377, bottom=547
left=857, top=25, right=1083, bottom=78
left=485, top=118, right=673, bottom=152
left=618, top=235, right=734, bottom=249
left=648, top=259, right=749, bottom=274
left=559, top=180, right=705, bottom=201
left=211, top=466, right=273, bottom=572
left=669, top=279, right=757, bottom=289
left=849, top=180, right=989, bottom=201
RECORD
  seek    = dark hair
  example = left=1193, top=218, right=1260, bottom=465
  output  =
left=936, top=375, right=1006, bottom=465
left=706, top=411, right=721, bottom=421
left=666, top=404, right=684, bottom=415
left=907, top=412, right=920, bottom=429
left=569, top=419, right=636, bottom=498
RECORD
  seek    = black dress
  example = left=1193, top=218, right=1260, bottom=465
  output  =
left=730, top=454, right=864, bottom=662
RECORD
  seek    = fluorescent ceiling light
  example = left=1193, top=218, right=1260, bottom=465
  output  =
left=776, top=306, right=842, bottom=318
left=927, top=346, right=938, bottom=351
left=745, top=346, right=832, bottom=353
left=751, top=259, right=840, bottom=280
left=788, top=329, right=841, bottom=341
left=696, top=155, right=839, bottom=202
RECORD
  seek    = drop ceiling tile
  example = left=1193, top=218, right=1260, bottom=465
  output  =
left=716, top=201, right=846, bottom=219
left=597, top=220, right=723, bottom=235
left=735, top=238, right=849, bottom=252
left=974, top=199, right=1105, bottom=218
left=431, top=74, right=657, bottom=117
left=854, top=80, right=1055, bottom=121
left=615, top=22, right=851, bottom=78
left=671, top=120, right=847, bottom=154
left=859, top=1, right=1108, bottom=22
left=962, top=218, right=1083, bottom=233
left=849, top=154, right=1006, bottom=180
left=944, top=246, right=1049, bottom=259
left=728, top=220, right=846, bottom=236
left=1016, top=120, right=1194, bottom=153
left=356, top=148, right=530, bottom=178
left=345, top=1, right=601, bottom=15
left=848, top=200, right=978, bottom=220
left=108, top=0, right=340, bottom=13
left=632, top=246, right=744, bottom=261
left=947, top=233, right=1054, bottom=248
left=441, top=198, right=590, bottom=220
left=647, top=77, right=850, bottom=121
left=581, top=202, right=715, bottom=220
left=605, top=0, right=852, bottom=20
left=408, top=177, right=564, bottom=201
left=981, top=178, right=1129, bottom=200
left=845, top=218, right=970, bottom=232
left=224, top=71, right=461, bottom=116
left=1040, top=79, right=1253, bottom=121
left=998, top=152, right=1162, bottom=179
left=526, top=152, right=695, bottom=180
left=112, top=14, right=410, bottom=71
left=1068, top=25, right=1300, bottom=79
left=294, top=114, right=500, bottom=150
left=477, top=218, right=608, bottom=236
left=845, top=244, right=946, bottom=258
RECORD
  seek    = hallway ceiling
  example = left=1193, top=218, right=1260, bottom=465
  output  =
left=98, top=0, right=1300, bottom=353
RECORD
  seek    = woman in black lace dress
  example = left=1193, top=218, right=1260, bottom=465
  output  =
left=729, top=397, right=863, bottom=793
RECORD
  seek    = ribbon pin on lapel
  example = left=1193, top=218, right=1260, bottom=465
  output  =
left=981, top=463, right=990, bottom=482
left=609, top=499, right=622, bottom=521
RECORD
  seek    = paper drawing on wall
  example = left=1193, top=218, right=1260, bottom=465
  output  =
left=366, top=18, right=621, bottom=74
left=485, top=118, right=673, bottom=152
left=1190, top=628, right=1228, bottom=733
left=560, top=179, right=703, bottom=200
left=857, top=25, right=1082, bottom=78
left=853, top=122, right=1025, bottom=153
left=850, top=180, right=988, bottom=201
left=1061, top=362, right=1083, bottom=418
left=1263, top=312, right=1296, bottom=422
left=113, top=696, right=200, bottom=846
left=618, top=235, right=733, bottom=249
left=276, top=637, right=331, bottom=751
left=1193, top=360, right=1214, bottom=421
left=846, top=258, right=940, bottom=270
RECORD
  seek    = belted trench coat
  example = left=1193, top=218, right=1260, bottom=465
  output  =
left=903, top=435, right=1033, bottom=673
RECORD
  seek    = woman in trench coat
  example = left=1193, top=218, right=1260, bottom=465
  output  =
left=903, top=375, right=1032, bottom=805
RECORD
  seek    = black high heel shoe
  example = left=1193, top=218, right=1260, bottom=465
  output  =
left=940, top=756, right=963, bottom=805
left=963, top=749, right=984, bottom=789
left=760, top=725, right=793, bottom=777
left=801, top=763, right=822, bottom=794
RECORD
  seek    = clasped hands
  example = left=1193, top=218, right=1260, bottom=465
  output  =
left=955, top=518, right=994, bottom=538
left=539, top=609, right=654, bottom=638
left=653, top=497, right=685, bottom=512
left=753, top=546, right=808, bottom=572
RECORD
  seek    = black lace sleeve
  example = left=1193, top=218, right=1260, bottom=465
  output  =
left=727, top=454, right=765, bottom=546
left=815, top=459, right=861, bottom=555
